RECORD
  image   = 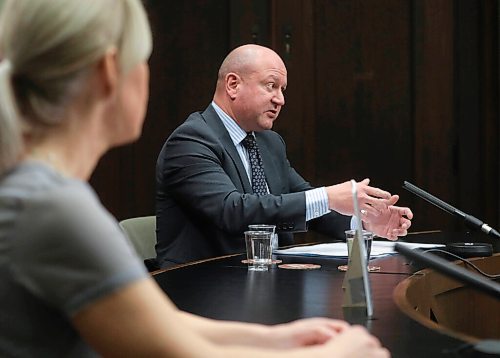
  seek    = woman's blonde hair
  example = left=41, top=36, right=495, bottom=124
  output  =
left=0, top=0, right=152, bottom=174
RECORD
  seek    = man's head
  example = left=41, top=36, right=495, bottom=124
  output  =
left=213, top=44, right=287, bottom=132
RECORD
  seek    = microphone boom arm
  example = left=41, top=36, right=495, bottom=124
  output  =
left=402, top=181, right=500, bottom=239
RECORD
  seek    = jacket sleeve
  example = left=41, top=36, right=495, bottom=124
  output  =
left=277, top=134, right=351, bottom=240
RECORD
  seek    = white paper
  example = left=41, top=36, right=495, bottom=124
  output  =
left=274, top=241, right=445, bottom=258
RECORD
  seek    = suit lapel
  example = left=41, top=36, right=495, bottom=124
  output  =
left=201, top=106, right=252, bottom=193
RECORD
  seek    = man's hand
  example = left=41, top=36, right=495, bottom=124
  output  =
left=326, top=178, right=391, bottom=217
left=362, top=195, right=413, bottom=240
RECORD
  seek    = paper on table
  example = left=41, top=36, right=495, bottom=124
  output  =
left=274, top=241, right=445, bottom=259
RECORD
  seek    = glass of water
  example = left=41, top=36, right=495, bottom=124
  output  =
left=244, top=231, right=272, bottom=271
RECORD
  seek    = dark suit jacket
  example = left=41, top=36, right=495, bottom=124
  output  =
left=155, top=105, right=351, bottom=268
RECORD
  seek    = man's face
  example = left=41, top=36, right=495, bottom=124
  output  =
left=233, top=56, right=287, bottom=132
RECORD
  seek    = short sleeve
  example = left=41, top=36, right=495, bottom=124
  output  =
left=9, top=182, right=148, bottom=316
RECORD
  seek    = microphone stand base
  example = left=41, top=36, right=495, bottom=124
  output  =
left=446, top=242, right=493, bottom=258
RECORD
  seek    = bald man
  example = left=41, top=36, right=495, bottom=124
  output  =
left=155, top=44, right=412, bottom=268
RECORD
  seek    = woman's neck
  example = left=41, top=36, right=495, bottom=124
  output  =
left=23, top=68, right=118, bottom=181
left=26, top=142, right=101, bottom=181
left=25, top=116, right=107, bottom=181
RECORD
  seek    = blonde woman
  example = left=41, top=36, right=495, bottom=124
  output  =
left=0, top=0, right=389, bottom=357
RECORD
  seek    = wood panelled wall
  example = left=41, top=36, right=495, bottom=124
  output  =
left=90, top=0, right=499, bottom=241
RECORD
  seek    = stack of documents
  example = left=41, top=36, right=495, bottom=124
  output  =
left=274, top=241, right=445, bottom=259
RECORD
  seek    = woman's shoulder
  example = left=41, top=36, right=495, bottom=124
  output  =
left=1, top=161, right=103, bottom=228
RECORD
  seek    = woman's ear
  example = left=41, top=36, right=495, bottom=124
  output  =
left=96, top=48, right=119, bottom=99
left=225, top=72, right=240, bottom=100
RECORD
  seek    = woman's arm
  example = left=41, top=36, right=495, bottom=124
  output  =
left=72, top=277, right=389, bottom=358
left=72, top=278, right=214, bottom=357
left=178, top=311, right=349, bottom=348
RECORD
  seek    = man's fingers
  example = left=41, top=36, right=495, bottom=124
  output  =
left=365, top=187, right=391, bottom=200
left=362, top=203, right=381, bottom=217
left=402, top=207, right=413, bottom=220
left=364, top=197, right=388, bottom=213
left=390, top=205, right=414, bottom=220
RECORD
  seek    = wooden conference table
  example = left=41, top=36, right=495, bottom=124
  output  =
left=153, top=231, right=500, bottom=357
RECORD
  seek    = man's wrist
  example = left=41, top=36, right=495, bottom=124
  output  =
left=305, top=187, right=330, bottom=221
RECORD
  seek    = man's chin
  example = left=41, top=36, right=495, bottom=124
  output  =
left=258, top=118, right=276, bottom=131
left=257, top=124, right=273, bottom=132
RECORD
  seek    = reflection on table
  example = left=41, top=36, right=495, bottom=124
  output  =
left=153, top=231, right=499, bottom=357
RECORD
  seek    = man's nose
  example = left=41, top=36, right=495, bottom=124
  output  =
left=273, top=90, right=285, bottom=106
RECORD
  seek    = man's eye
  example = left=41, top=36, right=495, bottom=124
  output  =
left=266, top=83, right=275, bottom=89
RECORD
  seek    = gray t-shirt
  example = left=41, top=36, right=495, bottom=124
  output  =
left=0, top=162, right=148, bottom=357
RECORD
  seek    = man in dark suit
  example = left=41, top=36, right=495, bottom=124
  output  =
left=155, top=44, right=413, bottom=268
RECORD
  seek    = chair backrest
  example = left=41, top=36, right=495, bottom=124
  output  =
left=119, top=216, right=157, bottom=261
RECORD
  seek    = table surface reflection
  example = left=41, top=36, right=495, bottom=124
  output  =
left=154, top=231, right=499, bottom=357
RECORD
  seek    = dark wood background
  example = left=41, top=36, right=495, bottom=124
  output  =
left=90, top=0, right=499, bottom=242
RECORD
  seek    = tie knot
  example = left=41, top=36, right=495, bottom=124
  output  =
left=242, top=134, right=257, bottom=149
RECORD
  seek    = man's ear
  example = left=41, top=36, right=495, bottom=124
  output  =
left=95, top=48, right=119, bottom=99
left=225, top=72, right=240, bottom=100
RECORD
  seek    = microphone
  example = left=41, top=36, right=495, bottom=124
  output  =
left=395, top=243, right=500, bottom=299
left=403, top=181, right=500, bottom=239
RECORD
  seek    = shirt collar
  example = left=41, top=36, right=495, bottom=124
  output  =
left=211, top=101, right=249, bottom=146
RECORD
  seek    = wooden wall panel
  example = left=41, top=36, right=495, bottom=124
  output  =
left=413, top=0, right=456, bottom=231
left=455, top=0, right=481, bottom=223
left=455, top=0, right=499, bottom=234
left=478, top=0, right=499, bottom=230
left=270, top=0, right=316, bottom=179
left=229, top=0, right=270, bottom=46
left=314, top=1, right=412, bottom=200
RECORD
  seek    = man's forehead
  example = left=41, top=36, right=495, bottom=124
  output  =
left=258, top=69, right=287, bottom=81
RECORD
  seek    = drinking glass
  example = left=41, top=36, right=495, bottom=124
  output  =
left=248, top=224, right=281, bottom=264
left=244, top=231, right=272, bottom=271
left=341, top=229, right=380, bottom=272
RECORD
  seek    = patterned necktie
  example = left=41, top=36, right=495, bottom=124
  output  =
left=242, top=133, right=267, bottom=195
